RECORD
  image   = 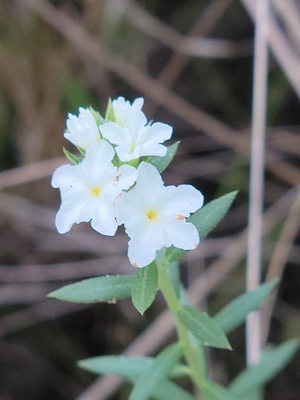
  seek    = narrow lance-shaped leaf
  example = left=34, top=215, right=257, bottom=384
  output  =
left=78, top=355, right=188, bottom=380
left=146, top=141, right=180, bottom=173
left=131, top=262, right=158, bottom=314
left=78, top=354, right=194, bottom=400
left=129, top=343, right=183, bottom=400
left=190, top=190, right=238, bottom=239
left=239, top=387, right=263, bottom=400
left=214, top=279, right=279, bottom=334
left=228, top=339, right=299, bottom=396
left=167, top=191, right=238, bottom=261
left=48, top=274, right=134, bottom=303
left=202, top=381, right=235, bottom=400
left=153, top=379, right=196, bottom=400
left=176, top=305, right=231, bottom=350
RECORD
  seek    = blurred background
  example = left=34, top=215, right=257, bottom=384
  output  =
left=0, top=0, right=300, bottom=399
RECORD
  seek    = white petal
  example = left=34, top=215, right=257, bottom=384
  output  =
left=51, top=164, right=88, bottom=192
left=100, top=122, right=124, bottom=145
left=51, top=164, right=73, bottom=189
left=124, top=109, right=147, bottom=132
left=116, top=165, right=138, bottom=190
left=83, top=141, right=115, bottom=183
left=132, top=97, right=144, bottom=109
left=86, top=140, right=115, bottom=164
left=138, top=142, right=167, bottom=158
left=149, top=122, right=173, bottom=142
left=54, top=191, right=90, bottom=233
left=165, top=220, right=199, bottom=250
left=135, top=162, right=164, bottom=196
left=127, top=227, right=161, bottom=267
left=89, top=199, right=118, bottom=236
left=115, top=163, right=164, bottom=222
left=114, top=190, right=143, bottom=227
left=116, top=145, right=141, bottom=162
left=162, top=185, right=204, bottom=216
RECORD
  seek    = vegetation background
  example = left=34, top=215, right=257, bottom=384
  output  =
left=0, top=0, right=299, bottom=399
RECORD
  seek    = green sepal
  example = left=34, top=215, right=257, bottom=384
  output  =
left=176, top=305, right=231, bottom=350
left=131, top=262, right=158, bottom=315
left=89, top=106, right=104, bottom=125
left=105, top=98, right=116, bottom=122
left=48, top=274, right=134, bottom=303
left=63, top=147, right=83, bottom=164
left=214, top=279, right=279, bottom=334
left=166, top=190, right=238, bottom=261
left=146, top=141, right=180, bottom=173
left=76, top=145, right=86, bottom=156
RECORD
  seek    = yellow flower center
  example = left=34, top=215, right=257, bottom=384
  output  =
left=146, top=209, right=158, bottom=221
left=91, top=185, right=101, bottom=197
left=116, top=117, right=125, bottom=127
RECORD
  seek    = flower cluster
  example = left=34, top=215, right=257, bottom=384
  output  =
left=52, top=97, right=204, bottom=267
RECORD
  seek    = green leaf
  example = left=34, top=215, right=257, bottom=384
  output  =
left=79, top=355, right=194, bottom=400
left=153, top=380, right=196, bottom=400
left=146, top=141, right=180, bottom=173
left=129, top=343, right=183, bottom=400
left=78, top=355, right=187, bottom=380
left=240, top=387, right=263, bottom=400
left=176, top=305, right=231, bottom=350
left=78, top=355, right=152, bottom=380
left=105, top=98, right=116, bottom=121
left=214, top=279, right=279, bottom=334
left=202, top=381, right=234, bottom=400
left=191, top=190, right=238, bottom=239
left=229, top=339, right=299, bottom=396
left=131, top=262, right=158, bottom=314
left=48, top=274, right=134, bottom=303
left=167, top=191, right=238, bottom=261
left=63, top=147, right=83, bottom=164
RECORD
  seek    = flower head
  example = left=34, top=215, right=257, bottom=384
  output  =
left=51, top=141, right=137, bottom=236
left=64, top=107, right=101, bottom=150
left=100, top=98, right=172, bottom=162
left=115, top=162, right=204, bottom=267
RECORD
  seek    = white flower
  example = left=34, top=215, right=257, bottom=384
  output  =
left=51, top=141, right=137, bottom=236
left=100, top=97, right=172, bottom=162
left=100, top=119, right=172, bottom=162
left=64, top=107, right=101, bottom=150
left=112, top=97, right=144, bottom=126
left=115, top=162, right=204, bottom=267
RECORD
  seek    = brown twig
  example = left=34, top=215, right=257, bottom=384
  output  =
left=124, top=0, right=252, bottom=59
left=242, top=0, right=300, bottom=97
left=246, top=0, right=269, bottom=366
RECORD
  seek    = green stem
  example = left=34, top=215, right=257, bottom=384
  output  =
left=156, top=257, right=206, bottom=393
